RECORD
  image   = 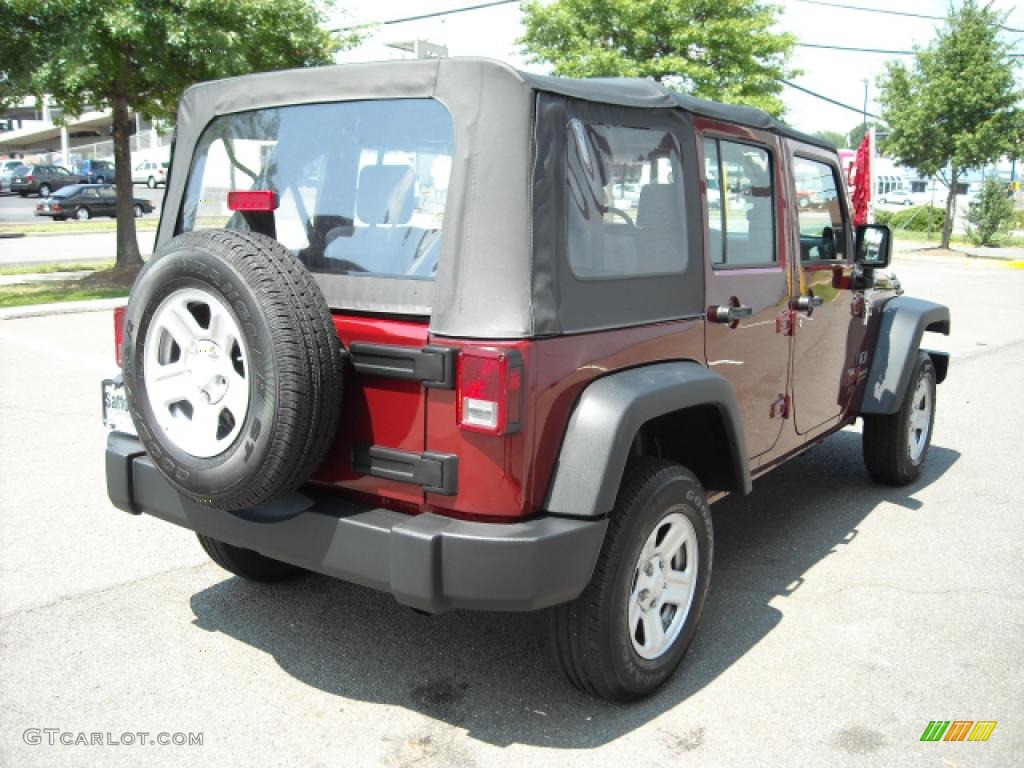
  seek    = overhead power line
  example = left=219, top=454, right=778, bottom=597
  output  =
left=796, top=41, right=1023, bottom=56
left=780, top=79, right=880, bottom=119
left=793, top=0, right=1023, bottom=33
left=331, top=0, right=519, bottom=31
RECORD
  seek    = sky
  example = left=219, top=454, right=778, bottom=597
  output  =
left=329, top=0, right=1024, bottom=142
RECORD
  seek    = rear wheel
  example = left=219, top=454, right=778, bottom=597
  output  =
left=75, top=206, right=91, bottom=220
left=133, top=204, right=144, bottom=218
left=147, top=176, right=156, bottom=189
left=38, top=184, right=51, bottom=197
left=863, top=352, right=936, bottom=485
left=197, top=534, right=303, bottom=582
left=549, top=459, right=713, bottom=701
left=96, top=176, right=105, bottom=184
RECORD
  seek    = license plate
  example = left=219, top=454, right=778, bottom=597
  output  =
left=102, top=377, right=136, bottom=435
left=13, top=177, right=22, bottom=183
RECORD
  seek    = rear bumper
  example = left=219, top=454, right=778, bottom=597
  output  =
left=106, top=433, right=606, bottom=613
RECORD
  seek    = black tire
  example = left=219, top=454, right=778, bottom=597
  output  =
left=863, top=352, right=936, bottom=486
left=197, top=534, right=303, bottom=582
left=147, top=176, right=156, bottom=189
left=75, top=206, right=91, bottom=221
left=96, top=176, right=105, bottom=184
left=549, top=459, right=713, bottom=701
left=133, top=204, right=144, bottom=218
left=122, top=229, right=345, bottom=514
left=38, top=184, right=51, bottom=197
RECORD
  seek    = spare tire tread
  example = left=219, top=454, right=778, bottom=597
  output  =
left=125, top=229, right=343, bottom=512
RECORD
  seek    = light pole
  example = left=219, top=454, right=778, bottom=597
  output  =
left=862, top=78, right=868, bottom=138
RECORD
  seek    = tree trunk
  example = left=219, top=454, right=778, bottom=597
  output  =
left=110, top=84, right=142, bottom=269
left=941, top=166, right=958, bottom=249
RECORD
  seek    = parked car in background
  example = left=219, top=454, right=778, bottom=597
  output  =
left=76, top=159, right=116, bottom=184
left=9, top=164, right=87, bottom=197
left=0, top=159, right=26, bottom=193
left=132, top=160, right=168, bottom=188
left=34, top=184, right=154, bottom=221
left=878, top=189, right=915, bottom=206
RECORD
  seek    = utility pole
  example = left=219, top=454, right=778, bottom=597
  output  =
left=861, top=78, right=868, bottom=138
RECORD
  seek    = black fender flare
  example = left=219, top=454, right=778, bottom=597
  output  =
left=860, top=296, right=951, bottom=415
left=544, top=362, right=751, bottom=518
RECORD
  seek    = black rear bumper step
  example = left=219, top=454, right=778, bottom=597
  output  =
left=349, top=343, right=456, bottom=388
left=105, top=433, right=606, bottom=613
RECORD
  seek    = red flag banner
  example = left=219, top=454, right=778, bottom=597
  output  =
left=853, top=132, right=871, bottom=226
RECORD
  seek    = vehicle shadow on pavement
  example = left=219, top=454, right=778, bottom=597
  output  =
left=188, top=428, right=959, bottom=748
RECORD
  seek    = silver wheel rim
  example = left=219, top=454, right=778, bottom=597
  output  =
left=907, top=375, right=932, bottom=463
left=143, top=287, right=250, bottom=459
left=629, top=511, right=699, bottom=660
left=76, top=208, right=89, bottom=220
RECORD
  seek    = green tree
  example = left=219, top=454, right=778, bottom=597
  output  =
left=813, top=130, right=848, bottom=148
left=519, top=0, right=796, bottom=117
left=966, top=176, right=1015, bottom=246
left=845, top=120, right=883, bottom=150
left=877, top=0, right=1021, bottom=249
left=1, top=0, right=358, bottom=271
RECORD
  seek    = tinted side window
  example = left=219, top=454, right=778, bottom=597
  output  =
left=567, top=119, right=686, bottom=279
left=702, top=138, right=776, bottom=267
left=793, top=157, right=847, bottom=261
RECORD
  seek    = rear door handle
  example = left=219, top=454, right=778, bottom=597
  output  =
left=709, top=305, right=753, bottom=324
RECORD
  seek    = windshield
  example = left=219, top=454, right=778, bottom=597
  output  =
left=181, top=99, right=454, bottom=281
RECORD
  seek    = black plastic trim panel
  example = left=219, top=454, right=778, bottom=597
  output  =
left=349, top=343, right=456, bottom=388
left=352, top=444, right=458, bottom=496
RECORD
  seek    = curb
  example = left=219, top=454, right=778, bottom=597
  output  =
left=0, top=297, right=127, bottom=321
left=0, top=232, right=26, bottom=239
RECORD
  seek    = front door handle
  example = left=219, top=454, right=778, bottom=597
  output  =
left=790, top=295, right=824, bottom=313
left=709, top=305, right=753, bottom=324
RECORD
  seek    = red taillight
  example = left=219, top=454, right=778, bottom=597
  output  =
left=113, top=306, right=126, bottom=367
left=51, top=205, right=61, bottom=212
left=25, top=175, right=34, bottom=183
left=227, top=190, right=277, bottom=212
left=457, top=348, right=523, bottom=435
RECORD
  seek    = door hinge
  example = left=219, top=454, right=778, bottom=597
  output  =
left=770, top=394, right=791, bottom=420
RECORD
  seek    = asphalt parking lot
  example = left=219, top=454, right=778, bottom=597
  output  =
left=0, top=254, right=1021, bottom=767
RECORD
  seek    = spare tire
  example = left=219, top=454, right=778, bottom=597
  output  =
left=122, top=230, right=344, bottom=512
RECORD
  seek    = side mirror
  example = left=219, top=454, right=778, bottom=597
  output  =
left=854, top=224, right=892, bottom=269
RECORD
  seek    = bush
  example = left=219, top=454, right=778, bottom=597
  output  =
left=1012, top=209, right=1024, bottom=229
left=875, top=205, right=946, bottom=233
left=966, top=178, right=1015, bottom=246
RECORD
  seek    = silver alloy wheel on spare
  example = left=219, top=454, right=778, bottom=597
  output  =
left=629, top=510, right=699, bottom=660
left=143, top=287, right=250, bottom=459
left=907, top=375, right=932, bottom=463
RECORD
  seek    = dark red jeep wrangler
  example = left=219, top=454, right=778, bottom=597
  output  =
left=103, top=58, right=950, bottom=701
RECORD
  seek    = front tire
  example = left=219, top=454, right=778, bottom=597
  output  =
left=863, top=352, right=936, bottom=486
left=197, top=535, right=303, bottom=582
left=549, top=459, right=713, bottom=701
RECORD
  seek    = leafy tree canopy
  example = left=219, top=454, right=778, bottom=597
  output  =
left=519, top=0, right=796, bottom=117
left=877, top=0, right=1021, bottom=181
left=813, top=129, right=848, bottom=148
left=1, top=0, right=357, bottom=268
